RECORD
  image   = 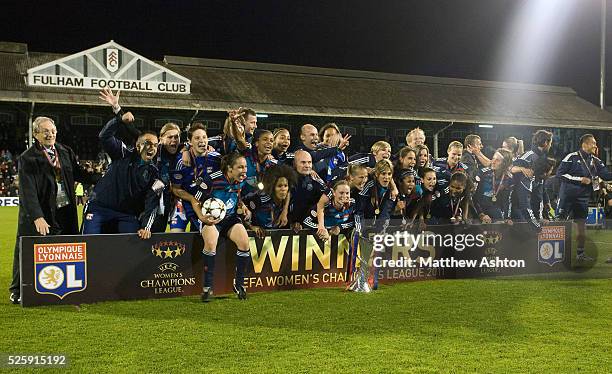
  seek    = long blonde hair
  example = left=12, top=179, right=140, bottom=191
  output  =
left=370, top=159, right=393, bottom=209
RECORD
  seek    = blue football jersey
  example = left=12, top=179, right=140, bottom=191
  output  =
left=194, top=170, right=245, bottom=217
left=171, top=151, right=222, bottom=195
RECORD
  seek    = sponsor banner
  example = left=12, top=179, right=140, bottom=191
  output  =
left=241, top=232, right=349, bottom=291
left=0, top=197, right=19, bottom=206
left=371, top=223, right=572, bottom=282
left=21, top=233, right=202, bottom=307
left=20, top=223, right=572, bottom=307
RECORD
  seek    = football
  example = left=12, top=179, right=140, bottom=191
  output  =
left=201, top=197, right=226, bottom=221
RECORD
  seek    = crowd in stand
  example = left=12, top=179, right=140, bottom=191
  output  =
left=0, top=149, right=18, bottom=197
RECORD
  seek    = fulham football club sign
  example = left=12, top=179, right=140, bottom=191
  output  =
left=27, top=41, right=191, bottom=94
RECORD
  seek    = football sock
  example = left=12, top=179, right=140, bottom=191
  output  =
left=202, top=250, right=216, bottom=289
left=235, top=250, right=250, bottom=287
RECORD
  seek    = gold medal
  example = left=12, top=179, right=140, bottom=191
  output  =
left=237, top=208, right=244, bottom=214
left=492, top=173, right=503, bottom=203
left=375, top=208, right=380, bottom=215
left=426, top=214, right=431, bottom=219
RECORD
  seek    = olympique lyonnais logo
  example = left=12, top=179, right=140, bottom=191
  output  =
left=34, top=243, right=87, bottom=299
left=538, top=226, right=565, bottom=266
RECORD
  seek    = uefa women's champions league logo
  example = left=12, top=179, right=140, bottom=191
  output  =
left=143, top=241, right=196, bottom=294
left=151, top=241, right=187, bottom=272
left=481, top=230, right=502, bottom=245
left=151, top=241, right=186, bottom=259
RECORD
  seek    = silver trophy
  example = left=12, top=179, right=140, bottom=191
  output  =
left=346, top=231, right=376, bottom=292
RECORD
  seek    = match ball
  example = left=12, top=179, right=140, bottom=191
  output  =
left=202, top=198, right=226, bottom=221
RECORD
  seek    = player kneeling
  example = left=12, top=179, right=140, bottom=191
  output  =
left=192, top=153, right=251, bottom=302
left=304, top=180, right=358, bottom=241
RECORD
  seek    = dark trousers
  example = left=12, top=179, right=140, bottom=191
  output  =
left=557, top=193, right=589, bottom=220
left=82, top=203, right=140, bottom=234
left=531, top=183, right=544, bottom=220
left=150, top=192, right=172, bottom=233
left=10, top=237, right=21, bottom=294
left=511, top=183, right=541, bottom=230
left=150, top=211, right=170, bottom=233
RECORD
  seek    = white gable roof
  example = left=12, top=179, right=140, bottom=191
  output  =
left=27, top=41, right=191, bottom=94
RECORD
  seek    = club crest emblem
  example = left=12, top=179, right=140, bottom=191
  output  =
left=537, top=226, right=565, bottom=266
left=106, top=48, right=119, bottom=72
left=35, top=243, right=87, bottom=299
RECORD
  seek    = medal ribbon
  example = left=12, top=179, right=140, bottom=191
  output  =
left=190, top=148, right=209, bottom=180
left=372, top=184, right=386, bottom=215
left=42, top=146, right=62, bottom=182
left=450, top=196, right=464, bottom=218
left=425, top=193, right=433, bottom=219
left=578, top=151, right=596, bottom=181
left=492, top=172, right=505, bottom=200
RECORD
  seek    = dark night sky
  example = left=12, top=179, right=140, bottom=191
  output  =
left=1, top=0, right=610, bottom=105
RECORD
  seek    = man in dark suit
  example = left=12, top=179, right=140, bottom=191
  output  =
left=9, top=116, right=96, bottom=304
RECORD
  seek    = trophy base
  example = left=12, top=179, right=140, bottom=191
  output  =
left=346, top=273, right=372, bottom=293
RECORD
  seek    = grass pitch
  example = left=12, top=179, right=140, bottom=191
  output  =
left=0, top=207, right=610, bottom=373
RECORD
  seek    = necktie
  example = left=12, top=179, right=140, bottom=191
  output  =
left=45, top=146, right=56, bottom=163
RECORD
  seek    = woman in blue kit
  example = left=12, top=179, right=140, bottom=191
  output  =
left=394, top=147, right=418, bottom=179
left=191, top=152, right=251, bottom=302
left=473, top=148, right=514, bottom=224
left=207, top=108, right=253, bottom=155
left=242, top=129, right=278, bottom=195
left=347, top=164, right=369, bottom=194
left=415, top=144, right=432, bottom=169
left=410, top=167, right=437, bottom=229
left=392, top=169, right=421, bottom=225
left=428, top=171, right=471, bottom=225
left=314, top=123, right=348, bottom=184
left=170, top=123, right=221, bottom=232
left=356, top=159, right=396, bottom=233
left=243, top=164, right=297, bottom=238
left=304, top=180, right=358, bottom=241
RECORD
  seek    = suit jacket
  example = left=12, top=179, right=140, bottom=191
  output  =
left=17, top=141, right=96, bottom=236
